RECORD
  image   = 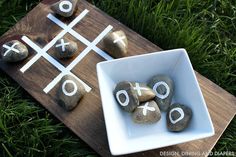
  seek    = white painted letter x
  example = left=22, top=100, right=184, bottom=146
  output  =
left=133, top=83, right=149, bottom=96
left=3, top=43, right=20, bottom=56
left=138, top=102, right=156, bottom=116
left=55, top=39, right=70, bottom=52
left=113, top=32, right=126, bottom=47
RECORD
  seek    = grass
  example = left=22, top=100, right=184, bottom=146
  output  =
left=0, top=0, right=235, bottom=156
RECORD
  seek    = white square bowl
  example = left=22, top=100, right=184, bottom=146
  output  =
left=96, top=49, right=214, bottom=155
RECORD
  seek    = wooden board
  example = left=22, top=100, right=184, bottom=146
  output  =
left=0, top=0, right=235, bottom=156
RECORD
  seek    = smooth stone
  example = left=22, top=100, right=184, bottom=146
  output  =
left=166, top=103, right=192, bottom=132
left=148, top=75, right=174, bottom=111
left=103, top=30, right=128, bottom=58
left=131, top=82, right=155, bottom=102
left=54, top=38, right=78, bottom=59
left=57, top=75, right=86, bottom=111
left=132, top=100, right=161, bottom=124
left=114, top=81, right=139, bottom=112
left=1, top=40, right=28, bottom=62
left=51, top=0, right=78, bottom=17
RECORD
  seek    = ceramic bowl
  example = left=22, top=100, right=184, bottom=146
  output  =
left=96, top=49, right=214, bottom=155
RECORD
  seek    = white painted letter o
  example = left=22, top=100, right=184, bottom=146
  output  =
left=59, top=1, right=73, bottom=13
left=62, top=80, right=78, bottom=96
left=169, top=107, right=185, bottom=124
left=116, top=90, right=129, bottom=106
left=153, top=81, right=170, bottom=99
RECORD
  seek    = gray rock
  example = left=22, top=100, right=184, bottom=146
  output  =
left=132, top=100, right=161, bottom=124
left=55, top=38, right=78, bottom=59
left=103, top=30, right=128, bottom=58
left=57, top=75, right=86, bottom=111
left=114, top=81, right=139, bottom=112
left=148, top=75, right=174, bottom=111
left=131, top=82, right=155, bottom=102
left=166, top=103, right=192, bottom=132
left=1, top=40, right=28, bottom=62
left=51, top=0, right=78, bottom=17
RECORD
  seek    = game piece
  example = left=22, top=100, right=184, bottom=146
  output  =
left=57, top=75, right=86, bottom=111
left=1, top=40, right=28, bottom=62
left=132, top=100, right=161, bottom=124
left=148, top=75, right=174, bottom=111
left=103, top=30, right=128, bottom=58
left=166, top=103, right=192, bottom=132
left=51, top=0, right=78, bottom=17
left=55, top=38, right=78, bottom=59
left=131, top=82, right=156, bottom=102
left=114, top=81, right=139, bottom=112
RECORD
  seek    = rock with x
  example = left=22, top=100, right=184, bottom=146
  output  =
left=132, top=101, right=161, bottom=124
left=102, top=30, right=128, bottom=58
left=131, top=82, right=156, bottom=102
left=54, top=38, right=78, bottom=59
left=1, top=40, right=28, bottom=62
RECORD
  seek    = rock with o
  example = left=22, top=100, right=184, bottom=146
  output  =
left=51, top=0, right=78, bottom=17
left=166, top=103, right=192, bottom=132
left=114, top=81, right=139, bottom=112
left=57, top=75, right=86, bottom=111
left=148, top=75, right=174, bottom=111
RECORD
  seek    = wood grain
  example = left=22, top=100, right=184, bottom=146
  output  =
left=0, top=0, right=235, bottom=156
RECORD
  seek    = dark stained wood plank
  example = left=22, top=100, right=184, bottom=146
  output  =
left=0, top=1, right=235, bottom=157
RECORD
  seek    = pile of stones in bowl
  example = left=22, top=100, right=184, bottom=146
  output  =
left=114, top=75, right=193, bottom=132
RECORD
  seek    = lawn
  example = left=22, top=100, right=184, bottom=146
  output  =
left=0, top=0, right=235, bottom=156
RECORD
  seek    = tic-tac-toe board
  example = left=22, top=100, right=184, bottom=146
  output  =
left=0, top=0, right=235, bottom=156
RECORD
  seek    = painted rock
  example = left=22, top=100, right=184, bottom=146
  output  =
left=103, top=30, right=128, bottom=58
left=131, top=82, right=155, bottom=102
left=148, top=75, right=174, bottom=111
left=54, top=38, right=78, bottom=59
left=51, top=0, right=78, bottom=17
left=1, top=40, right=28, bottom=62
left=132, top=100, right=161, bottom=124
left=166, top=103, right=192, bottom=132
left=114, top=81, right=139, bottom=112
left=57, top=75, right=86, bottom=111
